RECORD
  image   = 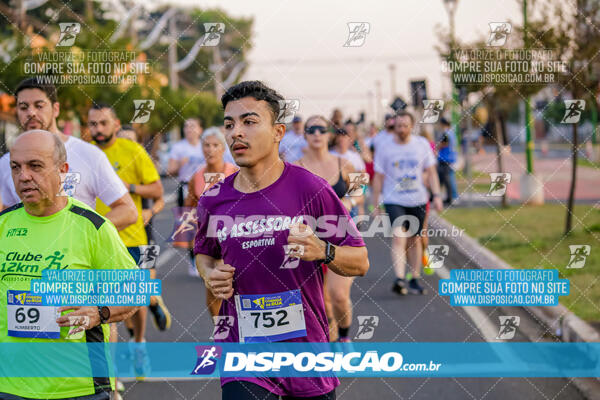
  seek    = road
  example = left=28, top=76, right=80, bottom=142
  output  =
left=118, top=177, right=585, bottom=400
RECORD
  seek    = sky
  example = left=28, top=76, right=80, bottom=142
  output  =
left=172, top=0, right=522, bottom=123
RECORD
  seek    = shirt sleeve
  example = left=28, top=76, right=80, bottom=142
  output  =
left=313, top=180, right=365, bottom=248
left=93, top=218, right=137, bottom=269
left=0, top=154, right=20, bottom=207
left=134, top=144, right=160, bottom=185
left=423, top=140, right=436, bottom=169
left=193, top=200, right=222, bottom=258
left=168, top=143, right=181, bottom=161
left=373, top=145, right=386, bottom=174
left=93, top=148, right=128, bottom=206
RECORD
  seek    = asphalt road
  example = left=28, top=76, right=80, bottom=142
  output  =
left=118, top=177, right=585, bottom=400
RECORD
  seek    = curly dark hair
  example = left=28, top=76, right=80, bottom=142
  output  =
left=221, top=80, right=285, bottom=124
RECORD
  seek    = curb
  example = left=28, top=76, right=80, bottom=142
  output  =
left=429, top=213, right=600, bottom=399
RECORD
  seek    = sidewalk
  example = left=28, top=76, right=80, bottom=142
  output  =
left=470, top=151, right=600, bottom=201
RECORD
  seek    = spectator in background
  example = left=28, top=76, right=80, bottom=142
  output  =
left=167, top=118, right=205, bottom=207
left=372, top=114, right=396, bottom=155
left=279, top=115, right=306, bottom=162
left=436, top=117, right=459, bottom=205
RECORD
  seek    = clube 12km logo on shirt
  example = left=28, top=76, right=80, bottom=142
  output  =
left=189, top=346, right=429, bottom=375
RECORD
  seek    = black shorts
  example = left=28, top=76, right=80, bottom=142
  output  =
left=384, top=203, right=427, bottom=237
left=222, top=381, right=336, bottom=400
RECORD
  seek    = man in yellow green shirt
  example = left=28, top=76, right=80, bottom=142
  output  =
left=0, top=130, right=140, bottom=399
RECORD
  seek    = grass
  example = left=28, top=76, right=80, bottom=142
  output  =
left=577, top=157, right=600, bottom=170
left=443, top=204, right=600, bottom=322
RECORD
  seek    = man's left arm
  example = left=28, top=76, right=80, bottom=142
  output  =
left=288, top=223, right=369, bottom=277
left=56, top=213, right=140, bottom=333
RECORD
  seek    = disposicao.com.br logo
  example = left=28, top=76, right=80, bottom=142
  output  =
left=221, top=351, right=441, bottom=374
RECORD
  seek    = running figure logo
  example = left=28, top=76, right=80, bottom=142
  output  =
left=561, top=100, right=586, bottom=124
left=138, top=245, right=161, bottom=269
left=210, top=316, right=234, bottom=340
left=420, top=100, right=445, bottom=124
left=57, top=23, right=80, bottom=46
left=487, top=22, right=511, bottom=47
left=201, top=23, right=225, bottom=47
left=58, top=172, right=81, bottom=197
left=347, top=173, right=369, bottom=197
left=486, top=173, right=511, bottom=196
left=566, top=245, right=591, bottom=269
left=45, top=251, right=66, bottom=270
left=354, top=315, right=379, bottom=340
left=344, top=22, right=371, bottom=47
left=426, top=245, right=449, bottom=269
left=170, top=207, right=198, bottom=242
left=130, top=100, right=155, bottom=123
left=276, top=100, right=300, bottom=124
left=496, top=316, right=520, bottom=340
left=281, top=244, right=304, bottom=269
left=191, top=345, right=222, bottom=375
left=203, top=173, right=226, bottom=197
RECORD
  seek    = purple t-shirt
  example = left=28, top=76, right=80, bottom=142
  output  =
left=194, top=162, right=365, bottom=397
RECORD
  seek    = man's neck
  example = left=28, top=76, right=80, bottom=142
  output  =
left=187, top=138, right=199, bottom=146
left=395, top=134, right=411, bottom=145
left=235, top=155, right=285, bottom=193
left=25, top=197, right=68, bottom=217
left=98, top=136, right=117, bottom=150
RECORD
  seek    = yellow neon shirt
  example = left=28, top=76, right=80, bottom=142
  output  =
left=96, top=138, right=160, bottom=247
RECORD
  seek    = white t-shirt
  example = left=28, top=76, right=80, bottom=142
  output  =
left=374, top=135, right=436, bottom=207
left=0, top=136, right=127, bottom=208
left=330, top=149, right=365, bottom=172
left=279, top=130, right=307, bottom=162
left=168, top=139, right=205, bottom=182
left=372, top=129, right=395, bottom=154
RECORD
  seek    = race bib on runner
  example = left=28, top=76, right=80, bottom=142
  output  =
left=234, top=289, right=307, bottom=343
left=7, top=290, right=61, bottom=339
left=395, top=176, right=418, bottom=192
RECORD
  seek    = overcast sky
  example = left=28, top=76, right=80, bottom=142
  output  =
left=171, top=0, right=522, bottom=123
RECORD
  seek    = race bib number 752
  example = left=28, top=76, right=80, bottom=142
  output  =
left=235, top=289, right=307, bottom=343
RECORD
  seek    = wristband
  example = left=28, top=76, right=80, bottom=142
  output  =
left=129, top=184, right=136, bottom=194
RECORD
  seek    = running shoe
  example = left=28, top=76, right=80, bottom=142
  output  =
left=423, top=248, right=435, bottom=275
left=129, top=340, right=151, bottom=380
left=408, top=278, right=427, bottom=295
left=149, top=295, right=172, bottom=331
left=392, top=278, right=408, bottom=295
left=188, top=261, right=200, bottom=277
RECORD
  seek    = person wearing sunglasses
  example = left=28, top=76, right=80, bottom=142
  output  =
left=296, top=115, right=364, bottom=343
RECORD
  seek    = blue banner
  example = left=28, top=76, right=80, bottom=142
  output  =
left=0, top=342, right=598, bottom=378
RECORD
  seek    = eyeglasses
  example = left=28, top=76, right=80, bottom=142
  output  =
left=305, top=125, right=329, bottom=135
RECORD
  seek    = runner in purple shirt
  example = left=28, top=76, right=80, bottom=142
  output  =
left=194, top=81, right=370, bottom=400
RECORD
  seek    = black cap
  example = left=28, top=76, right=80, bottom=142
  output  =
left=439, top=117, right=450, bottom=126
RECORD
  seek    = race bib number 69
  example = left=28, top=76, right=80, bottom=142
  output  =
left=7, top=290, right=60, bottom=339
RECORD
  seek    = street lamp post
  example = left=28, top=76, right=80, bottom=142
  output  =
left=520, top=0, right=544, bottom=204
left=443, top=0, right=460, bottom=144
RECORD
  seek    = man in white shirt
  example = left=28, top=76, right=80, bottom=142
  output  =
left=0, top=78, right=137, bottom=231
left=372, top=111, right=443, bottom=296
left=167, top=118, right=210, bottom=207
left=279, top=115, right=307, bottom=162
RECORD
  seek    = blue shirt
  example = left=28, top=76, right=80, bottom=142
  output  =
left=438, top=129, right=457, bottom=164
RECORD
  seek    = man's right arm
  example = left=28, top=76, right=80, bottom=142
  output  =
left=372, top=172, right=384, bottom=211
left=196, top=254, right=235, bottom=300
